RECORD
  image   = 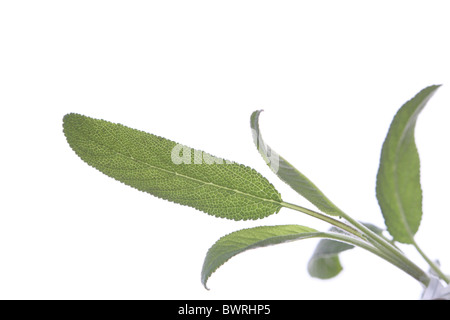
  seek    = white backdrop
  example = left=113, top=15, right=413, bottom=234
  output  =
left=1, top=1, right=450, bottom=300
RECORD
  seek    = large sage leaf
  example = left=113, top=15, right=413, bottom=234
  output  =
left=250, top=110, right=345, bottom=216
left=63, top=113, right=282, bottom=220
left=376, top=85, right=440, bottom=243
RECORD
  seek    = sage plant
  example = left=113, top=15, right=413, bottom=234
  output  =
left=63, top=85, right=449, bottom=299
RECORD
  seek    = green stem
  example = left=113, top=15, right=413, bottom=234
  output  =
left=280, top=202, right=363, bottom=238
left=412, top=240, right=450, bottom=284
left=341, top=213, right=430, bottom=286
left=317, top=232, right=424, bottom=281
left=281, top=201, right=430, bottom=286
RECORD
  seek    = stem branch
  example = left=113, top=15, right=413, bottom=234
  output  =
left=412, top=240, right=450, bottom=284
left=281, top=201, right=430, bottom=286
left=340, top=212, right=430, bottom=286
left=280, top=202, right=362, bottom=238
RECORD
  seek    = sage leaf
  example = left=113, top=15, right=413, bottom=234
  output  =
left=308, top=223, right=384, bottom=279
left=376, top=85, right=440, bottom=243
left=307, top=238, right=353, bottom=279
left=250, top=110, right=345, bottom=216
left=201, top=224, right=318, bottom=289
left=201, top=224, right=370, bottom=289
left=63, top=113, right=282, bottom=220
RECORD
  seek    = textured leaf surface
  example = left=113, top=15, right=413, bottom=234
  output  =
left=201, top=225, right=319, bottom=288
left=376, top=85, right=440, bottom=243
left=201, top=224, right=379, bottom=289
left=63, top=113, right=282, bottom=220
left=250, top=110, right=344, bottom=216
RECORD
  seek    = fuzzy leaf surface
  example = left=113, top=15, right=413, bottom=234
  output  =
left=201, top=224, right=319, bottom=288
left=63, top=113, right=282, bottom=220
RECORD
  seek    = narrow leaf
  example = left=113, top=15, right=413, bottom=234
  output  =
left=250, top=110, right=345, bottom=216
left=201, top=224, right=369, bottom=289
left=201, top=225, right=318, bottom=289
left=376, top=85, right=440, bottom=243
left=63, top=113, right=282, bottom=220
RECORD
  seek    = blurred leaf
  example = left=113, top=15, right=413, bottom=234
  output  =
left=308, top=223, right=384, bottom=279
left=308, top=238, right=353, bottom=279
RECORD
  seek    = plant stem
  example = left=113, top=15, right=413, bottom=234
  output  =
left=340, top=213, right=430, bottom=286
left=280, top=201, right=363, bottom=238
left=281, top=201, right=430, bottom=286
left=317, top=232, right=405, bottom=266
left=317, top=232, right=430, bottom=284
left=412, top=240, right=450, bottom=284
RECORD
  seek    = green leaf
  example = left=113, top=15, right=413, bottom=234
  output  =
left=201, top=224, right=319, bottom=289
left=250, top=110, right=345, bottom=216
left=63, top=113, right=282, bottom=220
left=376, top=85, right=440, bottom=243
left=201, top=224, right=373, bottom=289
left=308, top=223, right=384, bottom=279
left=307, top=238, right=353, bottom=279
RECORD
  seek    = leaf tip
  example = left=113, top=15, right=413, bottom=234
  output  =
left=62, top=113, right=84, bottom=135
left=201, top=273, right=211, bottom=291
left=62, top=112, right=79, bottom=124
left=250, top=109, right=264, bottom=123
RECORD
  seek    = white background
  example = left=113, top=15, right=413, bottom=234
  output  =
left=1, top=1, right=450, bottom=300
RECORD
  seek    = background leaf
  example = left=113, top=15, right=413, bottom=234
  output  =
left=308, top=223, right=383, bottom=279
left=307, top=238, right=353, bottom=279
left=63, top=113, right=282, bottom=220
left=250, top=110, right=345, bottom=216
left=376, top=85, right=440, bottom=243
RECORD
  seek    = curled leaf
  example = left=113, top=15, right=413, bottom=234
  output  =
left=308, top=223, right=385, bottom=279
left=308, top=238, right=353, bottom=279
left=250, top=110, right=345, bottom=217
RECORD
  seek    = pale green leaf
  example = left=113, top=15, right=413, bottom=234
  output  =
left=250, top=110, right=344, bottom=216
left=376, top=85, right=440, bottom=243
left=308, top=223, right=384, bottom=279
left=307, top=238, right=353, bottom=279
left=63, top=113, right=282, bottom=220
left=201, top=225, right=318, bottom=289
